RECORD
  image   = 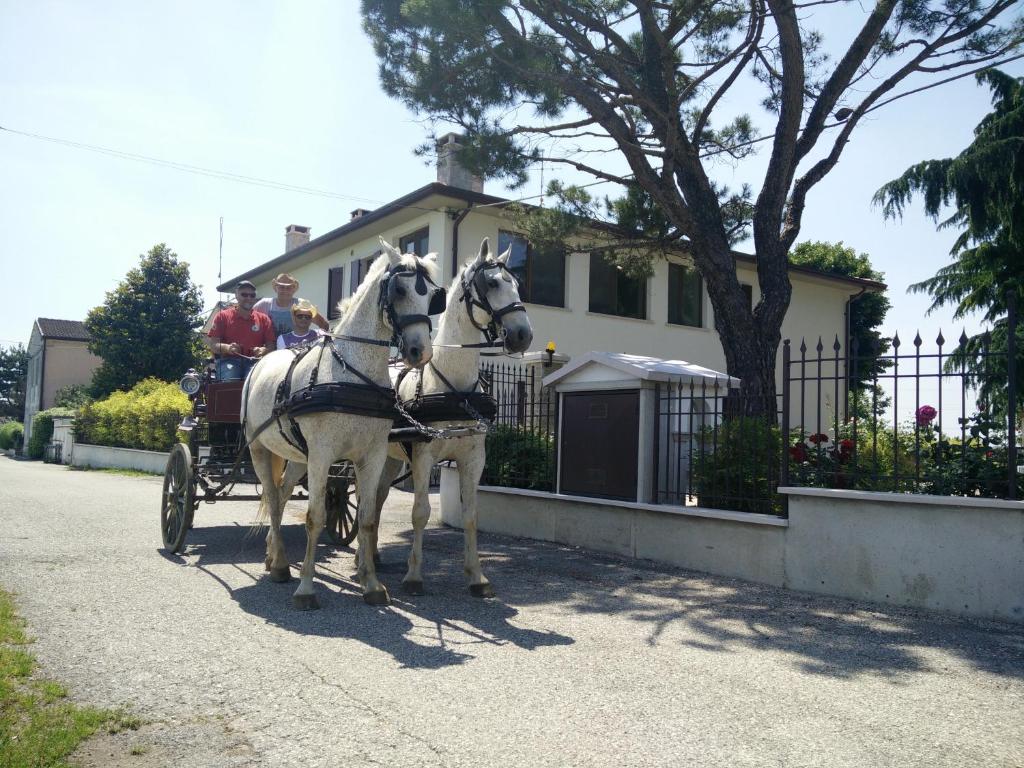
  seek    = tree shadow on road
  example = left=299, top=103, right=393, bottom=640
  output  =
left=476, top=532, right=1024, bottom=682
left=161, top=519, right=1022, bottom=681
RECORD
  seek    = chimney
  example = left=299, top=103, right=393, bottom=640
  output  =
left=436, top=132, right=484, bottom=193
left=285, top=224, right=310, bottom=252
left=350, top=208, right=372, bottom=220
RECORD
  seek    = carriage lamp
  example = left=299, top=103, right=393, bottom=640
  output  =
left=179, top=369, right=202, bottom=396
left=544, top=340, right=556, bottom=367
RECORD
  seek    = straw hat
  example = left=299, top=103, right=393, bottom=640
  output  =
left=291, top=299, right=318, bottom=318
left=272, top=273, right=299, bottom=289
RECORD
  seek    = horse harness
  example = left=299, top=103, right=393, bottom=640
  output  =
left=387, top=257, right=525, bottom=456
left=245, top=261, right=447, bottom=457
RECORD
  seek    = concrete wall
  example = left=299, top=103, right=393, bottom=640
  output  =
left=441, top=467, right=788, bottom=586
left=782, top=487, right=1024, bottom=623
left=440, top=468, right=1024, bottom=623
left=71, top=443, right=169, bottom=474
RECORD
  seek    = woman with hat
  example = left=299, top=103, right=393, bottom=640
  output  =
left=276, top=300, right=325, bottom=349
left=253, top=272, right=329, bottom=338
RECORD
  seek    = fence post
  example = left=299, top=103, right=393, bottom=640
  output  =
left=781, top=340, right=791, bottom=516
left=1008, top=290, right=1018, bottom=500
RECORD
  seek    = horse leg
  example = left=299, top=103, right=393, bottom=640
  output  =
left=402, top=450, right=435, bottom=596
left=292, top=457, right=329, bottom=610
left=354, top=449, right=390, bottom=605
left=251, top=443, right=290, bottom=582
left=460, top=450, right=494, bottom=598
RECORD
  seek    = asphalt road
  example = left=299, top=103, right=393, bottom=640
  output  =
left=1, top=456, right=1022, bottom=768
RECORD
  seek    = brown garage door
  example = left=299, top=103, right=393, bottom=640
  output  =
left=560, top=390, right=639, bottom=501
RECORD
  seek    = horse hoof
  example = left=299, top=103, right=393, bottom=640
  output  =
left=292, top=593, right=320, bottom=611
left=363, top=588, right=390, bottom=606
left=402, top=580, right=425, bottom=596
left=469, top=583, right=496, bottom=598
left=269, top=567, right=291, bottom=583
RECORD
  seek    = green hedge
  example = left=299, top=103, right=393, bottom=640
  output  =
left=73, top=378, right=190, bottom=452
left=26, top=409, right=75, bottom=459
left=483, top=425, right=556, bottom=491
left=0, top=421, right=23, bottom=451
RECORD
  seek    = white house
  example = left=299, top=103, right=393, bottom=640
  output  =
left=218, top=134, right=884, bottom=392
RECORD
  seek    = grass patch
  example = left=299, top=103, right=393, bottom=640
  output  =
left=73, top=467, right=161, bottom=478
left=0, top=588, right=140, bottom=767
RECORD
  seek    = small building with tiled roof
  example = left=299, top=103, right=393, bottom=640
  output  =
left=23, top=318, right=101, bottom=447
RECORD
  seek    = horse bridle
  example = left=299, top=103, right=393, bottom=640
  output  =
left=333, top=262, right=447, bottom=353
left=459, top=260, right=527, bottom=348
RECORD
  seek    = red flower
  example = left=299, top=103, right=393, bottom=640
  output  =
left=808, top=433, right=829, bottom=445
left=840, top=438, right=854, bottom=451
left=915, top=405, right=937, bottom=427
left=789, top=444, right=808, bottom=462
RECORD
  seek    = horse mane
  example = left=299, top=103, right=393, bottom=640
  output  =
left=331, top=250, right=440, bottom=331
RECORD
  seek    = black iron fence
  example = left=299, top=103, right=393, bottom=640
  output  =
left=783, top=298, right=1019, bottom=501
left=650, top=301, right=1019, bottom=515
left=479, top=361, right=558, bottom=491
left=653, top=382, right=783, bottom=515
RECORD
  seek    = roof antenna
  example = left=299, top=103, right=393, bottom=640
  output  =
left=218, top=216, right=224, bottom=301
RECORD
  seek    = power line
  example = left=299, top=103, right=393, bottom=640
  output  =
left=0, top=124, right=624, bottom=215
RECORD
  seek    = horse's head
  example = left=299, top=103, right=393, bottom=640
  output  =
left=378, top=238, right=444, bottom=367
left=461, top=238, right=534, bottom=353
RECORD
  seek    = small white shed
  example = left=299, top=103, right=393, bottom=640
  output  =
left=543, top=351, right=737, bottom=503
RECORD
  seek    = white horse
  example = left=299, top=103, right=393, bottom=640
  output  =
left=241, top=239, right=442, bottom=608
left=367, top=238, right=533, bottom=597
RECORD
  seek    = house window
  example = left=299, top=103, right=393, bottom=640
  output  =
left=399, top=227, right=430, bottom=256
left=667, top=263, right=703, bottom=327
left=327, top=266, right=344, bottom=320
left=588, top=253, right=646, bottom=319
left=714, top=283, right=754, bottom=330
left=497, top=230, right=565, bottom=307
left=349, top=253, right=378, bottom=295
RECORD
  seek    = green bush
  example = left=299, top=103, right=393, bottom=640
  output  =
left=0, top=421, right=23, bottom=451
left=483, top=425, right=556, bottom=491
left=692, top=416, right=783, bottom=515
left=73, top=378, right=190, bottom=452
left=25, top=408, right=75, bottom=459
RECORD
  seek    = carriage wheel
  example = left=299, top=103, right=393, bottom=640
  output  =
left=161, top=443, right=195, bottom=553
left=324, top=475, right=358, bottom=546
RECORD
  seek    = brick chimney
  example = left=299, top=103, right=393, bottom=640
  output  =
left=436, top=132, right=484, bottom=193
left=285, top=224, right=310, bottom=252
left=350, top=208, right=372, bottom=220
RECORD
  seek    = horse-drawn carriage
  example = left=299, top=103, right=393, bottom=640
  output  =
left=159, top=358, right=358, bottom=554
left=159, top=238, right=533, bottom=608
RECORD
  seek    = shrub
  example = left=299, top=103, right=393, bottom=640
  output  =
left=25, top=408, right=75, bottom=459
left=74, top=378, right=189, bottom=452
left=483, top=425, right=555, bottom=491
left=53, top=384, right=93, bottom=409
left=0, top=421, right=23, bottom=451
left=692, top=416, right=783, bottom=515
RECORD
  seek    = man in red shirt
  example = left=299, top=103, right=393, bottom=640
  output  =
left=206, top=281, right=277, bottom=363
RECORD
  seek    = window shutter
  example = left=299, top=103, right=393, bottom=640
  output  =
left=327, top=267, right=344, bottom=320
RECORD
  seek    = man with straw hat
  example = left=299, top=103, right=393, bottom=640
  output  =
left=254, top=272, right=330, bottom=337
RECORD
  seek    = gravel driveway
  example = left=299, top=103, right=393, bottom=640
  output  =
left=1, top=456, right=1022, bottom=767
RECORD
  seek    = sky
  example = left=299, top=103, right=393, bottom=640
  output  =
left=2, top=1, right=1022, bottom=356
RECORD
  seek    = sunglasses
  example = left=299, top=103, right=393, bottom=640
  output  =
left=294, top=314, right=312, bottom=320
left=238, top=292, right=256, bottom=298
